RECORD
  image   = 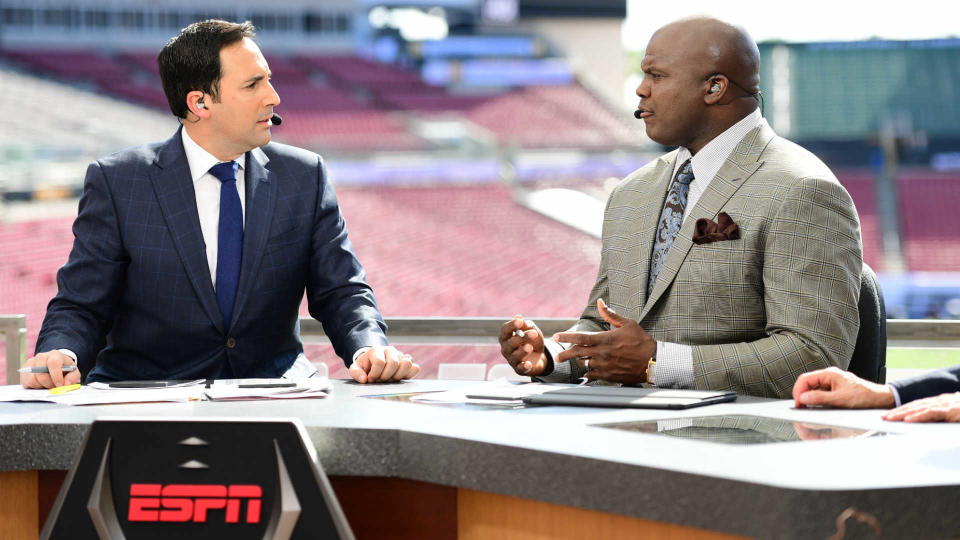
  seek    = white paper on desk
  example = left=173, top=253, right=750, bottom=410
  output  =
left=410, top=381, right=556, bottom=404
left=203, top=377, right=331, bottom=401
left=0, top=384, right=202, bottom=405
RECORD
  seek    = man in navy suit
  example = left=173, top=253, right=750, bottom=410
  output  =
left=793, top=366, right=960, bottom=422
left=21, top=20, right=419, bottom=387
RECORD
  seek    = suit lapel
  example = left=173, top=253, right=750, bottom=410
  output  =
left=150, top=128, right=224, bottom=333
left=639, top=122, right=773, bottom=321
left=630, top=155, right=676, bottom=319
left=229, top=147, right=276, bottom=329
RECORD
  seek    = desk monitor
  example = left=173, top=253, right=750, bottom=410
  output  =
left=41, top=418, right=353, bottom=539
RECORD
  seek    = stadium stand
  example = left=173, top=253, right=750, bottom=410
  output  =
left=836, top=171, right=885, bottom=271
left=2, top=49, right=639, bottom=152
left=0, top=65, right=177, bottom=198
left=898, top=170, right=960, bottom=271
left=0, top=185, right=604, bottom=382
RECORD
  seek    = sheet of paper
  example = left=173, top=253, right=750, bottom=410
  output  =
left=0, top=377, right=331, bottom=405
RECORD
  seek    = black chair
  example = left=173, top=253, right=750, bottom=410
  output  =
left=848, top=262, right=887, bottom=383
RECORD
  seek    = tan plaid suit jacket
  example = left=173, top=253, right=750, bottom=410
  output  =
left=559, top=121, right=862, bottom=398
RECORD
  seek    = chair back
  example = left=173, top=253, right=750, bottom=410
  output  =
left=848, top=263, right=887, bottom=383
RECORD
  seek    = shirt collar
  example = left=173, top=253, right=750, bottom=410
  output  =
left=181, top=128, right=244, bottom=182
left=674, top=108, right=764, bottom=183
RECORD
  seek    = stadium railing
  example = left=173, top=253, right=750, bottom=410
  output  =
left=2, top=315, right=959, bottom=384
left=1, top=315, right=27, bottom=384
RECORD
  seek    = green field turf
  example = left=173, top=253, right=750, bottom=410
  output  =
left=887, top=348, right=960, bottom=369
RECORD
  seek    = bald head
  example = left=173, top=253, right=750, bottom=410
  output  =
left=653, top=16, right=760, bottom=94
left=635, top=16, right=761, bottom=152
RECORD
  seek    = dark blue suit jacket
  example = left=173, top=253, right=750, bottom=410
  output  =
left=36, top=128, right=388, bottom=382
left=891, top=364, right=960, bottom=404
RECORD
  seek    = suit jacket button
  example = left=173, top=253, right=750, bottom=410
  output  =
left=226, top=337, right=236, bottom=349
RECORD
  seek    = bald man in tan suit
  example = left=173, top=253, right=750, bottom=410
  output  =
left=499, top=17, right=862, bottom=399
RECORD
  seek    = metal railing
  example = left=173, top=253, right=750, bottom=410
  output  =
left=4, top=315, right=959, bottom=383
left=1, top=315, right=26, bottom=384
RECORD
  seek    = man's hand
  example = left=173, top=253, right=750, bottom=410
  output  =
left=499, top=316, right=548, bottom=376
left=882, top=392, right=960, bottom=423
left=554, top=299, right=656, bottom=385
left=20, top=350, right=81, bottom=389
left=792, top=366, right=895, bottom=409
left=348, top=346, right=420, bottom=383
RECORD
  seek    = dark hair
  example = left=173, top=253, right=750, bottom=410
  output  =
left=157, top=19, right=256, bottom=118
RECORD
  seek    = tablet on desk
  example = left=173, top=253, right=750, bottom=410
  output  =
left=521, top=386, right=737, bottom=409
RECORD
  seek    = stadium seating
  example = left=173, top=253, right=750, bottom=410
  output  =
left=3, top=49, right=638, bottom=151
left=898, top=170, right=960, bottom=271
left=278, top=111, right=427, bottom=152
left=0, top=184, right=603, bottom=382
left=836, top=171, right=885, bottom=271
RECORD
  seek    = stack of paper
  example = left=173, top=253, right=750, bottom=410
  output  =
left=0, top=377, right=332, bottom=405
left=0, top=383, right=204, bottom=405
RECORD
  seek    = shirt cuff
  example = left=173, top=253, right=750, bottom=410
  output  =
left=352, top=347, right=371, bottom=365
left=652, top=342, right=694, bottom=389
left=537, top=338, right=574, bottom=382
left=888, top=384, right=903, bottom=407
left=58, top=349, right=78, bottom=362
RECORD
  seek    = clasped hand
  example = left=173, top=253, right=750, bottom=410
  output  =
left=348, top=345, right=420, bottom=383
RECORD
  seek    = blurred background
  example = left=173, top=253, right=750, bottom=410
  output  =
left=1, top=0, right=958, bottom=380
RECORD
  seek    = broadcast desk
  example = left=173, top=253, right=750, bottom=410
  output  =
left=1, top=379, right=958, bottom=539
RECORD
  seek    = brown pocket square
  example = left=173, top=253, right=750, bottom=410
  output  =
left=693, top=212, right=740, bottom=245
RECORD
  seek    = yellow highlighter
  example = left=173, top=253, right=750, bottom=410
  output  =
left=50, top=384, right=82, bottom=395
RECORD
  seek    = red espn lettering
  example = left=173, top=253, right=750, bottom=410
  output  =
left=128, top=483, right=262, bottom=524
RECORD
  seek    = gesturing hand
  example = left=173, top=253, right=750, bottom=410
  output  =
left=554, top=299, right=656, bottom=385
left=499, top=315, right=548, bottom=376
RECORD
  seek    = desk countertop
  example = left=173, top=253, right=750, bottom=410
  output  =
left=2, top=379, right=959, bottom=538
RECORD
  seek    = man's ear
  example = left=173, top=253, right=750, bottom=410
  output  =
left=186, top=91, right=209, bottom=121
left=704, top=75, right=727, bottom=105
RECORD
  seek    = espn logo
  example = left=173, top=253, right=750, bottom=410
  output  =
left=128, top=484, right=262, bottom=523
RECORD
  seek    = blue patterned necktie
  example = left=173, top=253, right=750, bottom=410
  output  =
left=648, top=159, right=694, bottom=297
left=209, top=161, right=242, bottom=329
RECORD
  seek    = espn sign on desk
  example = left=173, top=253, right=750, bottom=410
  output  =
left=41, top=418, right=353, bottom=539
left=128, top=483, right=263, bottom=523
